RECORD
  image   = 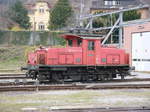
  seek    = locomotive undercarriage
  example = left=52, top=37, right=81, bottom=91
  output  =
left=25, top=65, right=131, bottom=83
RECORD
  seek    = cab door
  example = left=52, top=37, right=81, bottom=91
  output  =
left=37, top=52, right=46, bottom=65
left=87, top=40, right=95, bottom=65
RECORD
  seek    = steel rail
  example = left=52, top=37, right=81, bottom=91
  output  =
left=1, top=78, right=150, bottom=86
left=0, top=84, right=150, bottom=92
left=50, top=107, right=150, bottom=112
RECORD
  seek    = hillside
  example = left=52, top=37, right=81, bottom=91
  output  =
left=0, top=0, right=93, bottom=30
left=0, top=0, right=93, bottom=15
left=0, top=46, right=26, bottom=70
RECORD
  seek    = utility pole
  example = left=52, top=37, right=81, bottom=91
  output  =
left=119, top=11, right=123, bottom=48
left=110, top=14, right=113, bottom=44
left=80, top=0, right=84, bottom=27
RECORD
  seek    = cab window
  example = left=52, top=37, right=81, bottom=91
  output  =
left=77, top=39, right=82, bottom=46
left=88, top=41, right=95, bottom=50
left=68, top=40, right=73, bottom=47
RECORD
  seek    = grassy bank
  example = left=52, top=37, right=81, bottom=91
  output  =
left=0, top=46, right=32, bottom=72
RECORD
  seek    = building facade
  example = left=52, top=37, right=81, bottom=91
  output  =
left=124, top=21, right=150, bottom=71
left=25, top=0, right=50, bottom=31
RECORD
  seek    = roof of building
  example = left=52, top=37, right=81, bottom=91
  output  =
left=91, top=0, right=149, bottom=10
left=25, top=0, right=51, bottom=10
left=140, top=0, right=150, bottom=5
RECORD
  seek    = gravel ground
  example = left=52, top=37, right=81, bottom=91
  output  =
left=130, top=72, right=150, bottom=78
left=0, top=89, right=150, bottom=112
left=114, top=72, right=150, bottom=79
left=0, top=72, right=150, bottom=112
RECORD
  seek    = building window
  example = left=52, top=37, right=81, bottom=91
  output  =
left=104, top=0, right=120, bottom=6
left=104, top=0, right=109, bottom=5
left=39, top=7, right=44, bottom=13
left=38, top=23, right=45, bottom=30
left=116, top=0, right=120, bottom=5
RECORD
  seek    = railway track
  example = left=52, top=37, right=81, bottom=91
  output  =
left=50, top=107, right=150, bottom=112
left=0, top=73, right=27, bottom=79
left=0, top=78, right=150, bottom=86
left=1, top=73, right=150, bottom=86
left=1, top=73, right=150, bottom=81
left=0, top=73, right=24, bottom=76
left=0, top=75, right=29, bottom=79
left=1, top=73, right=150, bottom=92
left=0, top=83, right=150, bottom=92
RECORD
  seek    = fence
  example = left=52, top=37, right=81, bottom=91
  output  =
left=0, top=31, right=65, bottom=46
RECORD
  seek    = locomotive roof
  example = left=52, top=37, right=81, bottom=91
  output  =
left=62, top=33, right=104, bottom=40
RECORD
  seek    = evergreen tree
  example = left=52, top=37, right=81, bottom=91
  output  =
left=92, top=10, right=140, bottom=28
left=10, top=0, right=30, bottom=29
left=123, top=10, right=141, bottom=21
left=49, top=0, right=73, bottom=30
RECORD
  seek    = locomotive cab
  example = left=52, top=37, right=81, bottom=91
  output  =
left=63, top=34, right=82, bottom=47
left=62, top=34, right=103, bottom=65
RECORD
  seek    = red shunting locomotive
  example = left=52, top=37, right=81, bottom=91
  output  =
left=22, top=33, right=131, bottom=82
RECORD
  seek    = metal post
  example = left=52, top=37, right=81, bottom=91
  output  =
left=35, top=79, right=39, bottom=92
left=102, top=18, right=120, bottom=45
left=34, top=17, right=36, bottom=31
left=110, top=14, right=113, bottom=43
left=85, top=18, right=93, bottom=29
left=89, top=18, right=93, bottom=29
left=80, top=0, right=84, bottom=27
left=119, top=11, right=123, bottom=48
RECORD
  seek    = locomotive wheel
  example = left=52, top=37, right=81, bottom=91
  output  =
left=98, top=75, right=106, bottom=81
left=29, top=71, right=37, bottom=80
left=25, top=71, right=30, bottom=78
left=37, top=74, right=44, bottom=83
left=121, top=74, right=125, bottom=80
left=108, top=74, right=113, bottom=80
left=81, top=74, right=98, bottom=82
left=51, top=73, right=64, bottom=83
